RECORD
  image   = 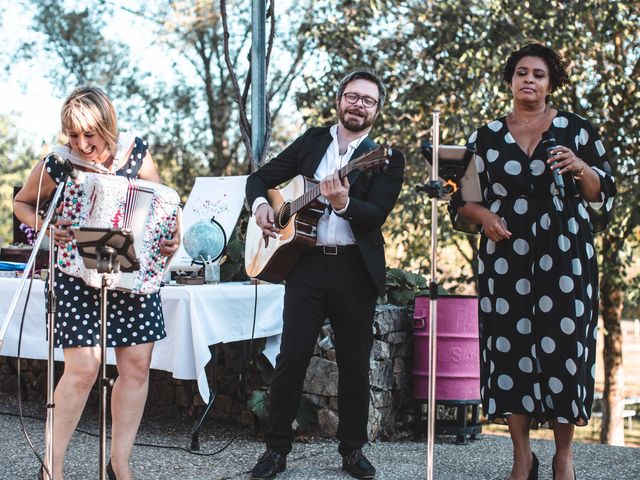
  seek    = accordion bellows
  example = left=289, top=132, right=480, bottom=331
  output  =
left=57, top=172, right=181, bottom=294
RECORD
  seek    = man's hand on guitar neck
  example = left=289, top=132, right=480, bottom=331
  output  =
left=255, top=203, right=280, bottom=239
left=320, top=170, right=350, bottom=213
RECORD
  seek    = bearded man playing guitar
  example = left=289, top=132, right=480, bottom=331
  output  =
left=246, top=69, right=404, bottom=480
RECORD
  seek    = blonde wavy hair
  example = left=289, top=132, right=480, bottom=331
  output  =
left=61, top=86, right=118, bottom=156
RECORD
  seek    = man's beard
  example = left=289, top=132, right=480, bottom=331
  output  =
left=338, top=106, right=375, bottom=132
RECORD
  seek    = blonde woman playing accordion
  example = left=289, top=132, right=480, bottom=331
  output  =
left=14, top=86, right=180, bottom=480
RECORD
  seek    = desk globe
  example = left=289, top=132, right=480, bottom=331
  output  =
left=183, top=219, right=226, bottom=263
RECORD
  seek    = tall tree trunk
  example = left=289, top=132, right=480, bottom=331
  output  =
left=599, top=234, right=625, bottom=445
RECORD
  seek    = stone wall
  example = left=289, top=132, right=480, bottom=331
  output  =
left=0, top=305, right=415, bottom=440
left=302, top=305, right=414, bottom=440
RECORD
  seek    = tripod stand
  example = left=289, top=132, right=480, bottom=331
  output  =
left=74, top=227, right=138, bottom=480
left=415, top=112, right=477, bottom=480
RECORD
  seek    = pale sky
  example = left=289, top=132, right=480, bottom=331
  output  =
left=1, top=3, right=62, bottom=150
left=0, top=1, right=305, bottom=155
left=1, top=1, right=160, bottom=150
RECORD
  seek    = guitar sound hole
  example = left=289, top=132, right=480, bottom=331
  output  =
left=278, top=203, right=291, bottom=228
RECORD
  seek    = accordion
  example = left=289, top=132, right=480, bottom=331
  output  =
left=57, top=172, right=181, bottom=294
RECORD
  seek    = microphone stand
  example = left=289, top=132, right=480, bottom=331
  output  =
left=0, top=166, right=71, bottom=480
left=415, top=112, right=443, bottom=480
left=415, top=118, right=477, bottom=479
left=426, top=112, right=440, bottom=480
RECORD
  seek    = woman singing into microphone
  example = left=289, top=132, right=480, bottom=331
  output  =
left=451, top=44, right=616, bottom=480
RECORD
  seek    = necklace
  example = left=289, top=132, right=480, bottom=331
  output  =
left=510, top=105, right=548, bottom=125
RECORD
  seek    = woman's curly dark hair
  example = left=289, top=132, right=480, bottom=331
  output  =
left=502, top=43, right=570, bottom=94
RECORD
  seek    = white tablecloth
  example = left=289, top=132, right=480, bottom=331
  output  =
left=0, top=277, right=284, bottom=402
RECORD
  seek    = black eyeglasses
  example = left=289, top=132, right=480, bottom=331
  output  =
left=342, top=92, right=378, bottom=108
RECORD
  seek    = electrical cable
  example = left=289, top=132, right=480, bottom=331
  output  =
left=13, top=158, right=51, bottom=477
left=16, top=276, right=47, bottom=469
left=0, top=409, right=247, bottom=457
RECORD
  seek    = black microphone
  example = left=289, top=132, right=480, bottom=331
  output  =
left=541, top=130, right=564, bottom=197
left=50, top=154, right=79, bottom=180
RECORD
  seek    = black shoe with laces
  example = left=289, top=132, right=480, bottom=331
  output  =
left=250, top=449, right=287, bottom=479
left=342, top=449, right=376, bottom=479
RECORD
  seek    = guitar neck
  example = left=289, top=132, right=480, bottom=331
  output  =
left=289, top=162, right=355, bottom=215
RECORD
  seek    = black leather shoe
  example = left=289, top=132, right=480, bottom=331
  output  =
left=107, top=460, right=117, bottom=480
left=342, top=449, right=376, bottom=479
left=250, top=449, right=287, bottom=479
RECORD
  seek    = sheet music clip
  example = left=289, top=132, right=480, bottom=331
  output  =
left=417, top=142, right=481, bottom=202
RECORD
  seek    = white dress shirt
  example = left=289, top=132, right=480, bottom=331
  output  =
left=314, top=125, right=367, bottom=246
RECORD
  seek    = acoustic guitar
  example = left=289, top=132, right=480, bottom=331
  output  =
left=244, top=144, right=392, bottom=283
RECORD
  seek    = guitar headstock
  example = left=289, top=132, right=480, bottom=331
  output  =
left=350, top=142, right=392, bottom=173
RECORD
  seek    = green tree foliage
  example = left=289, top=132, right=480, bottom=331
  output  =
left=0, top=115, right=37, bottom=245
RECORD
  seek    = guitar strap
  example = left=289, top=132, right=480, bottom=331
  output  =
left=346, top=136, right=378, bottom=184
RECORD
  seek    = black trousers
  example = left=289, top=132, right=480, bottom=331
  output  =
left=265, top=247, right=378, bottom=455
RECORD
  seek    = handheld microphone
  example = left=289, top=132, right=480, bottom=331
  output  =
left=50, top=154, right=79, bottom=180
left=541, top=130, right=564, bottom=197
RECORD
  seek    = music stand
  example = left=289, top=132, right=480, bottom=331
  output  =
left=73, top=227, right=138, bottom=480
left=415, top=113, right=477, bottom=480
left=419, top=143, right=479, bottom=202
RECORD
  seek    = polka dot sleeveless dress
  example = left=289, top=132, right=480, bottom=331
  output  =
left=45, top=137, right=167, bottom=348
left=452, top=111, right=616, bottom=426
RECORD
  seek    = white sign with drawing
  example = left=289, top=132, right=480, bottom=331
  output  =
left=171, top=176, right=248, bottom=269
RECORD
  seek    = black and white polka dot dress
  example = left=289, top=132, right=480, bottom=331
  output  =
left=45, top=137, right=167, bottom=348
left=452, top=111, right=616, bottom=426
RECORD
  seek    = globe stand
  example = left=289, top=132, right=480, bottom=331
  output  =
left=74, top=227, right=138, bottom=480
left=181, top=216, right=227, bottom=451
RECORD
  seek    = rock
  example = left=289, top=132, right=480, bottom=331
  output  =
left=393, top=357, right=406, bottom=374
left=369, top=359, right=393, bottom=390
left=323, top=349, right=337, bottom=362
left=317, top=408, right=339, bottom=437
left=371, top=340, right=391, bottom=360
left=371, top=390, right=392, bottom=408
left=303, top=357, right=338, bottom=397
left=303, top=393, right=329, bottom=408
left=373, top=306, right=410, bottom=336
left=384, top=332, right=408, bottom=344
